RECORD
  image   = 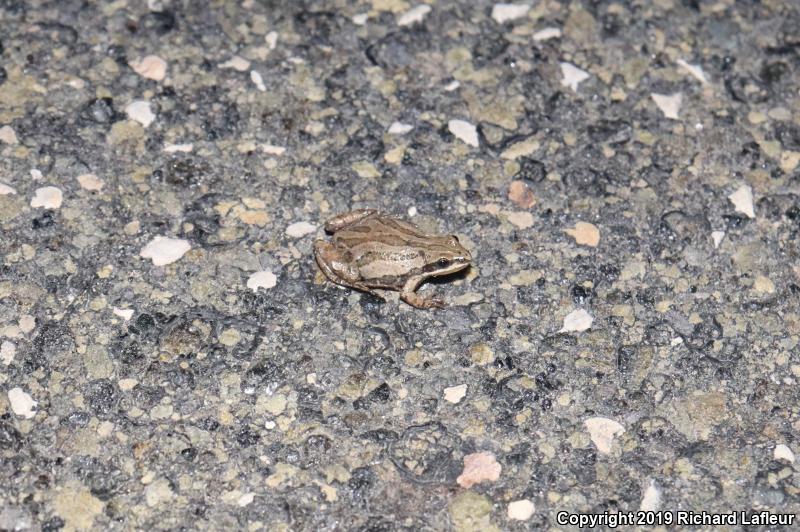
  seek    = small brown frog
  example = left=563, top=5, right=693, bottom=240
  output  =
left=314, top=209, right=472, bottom=309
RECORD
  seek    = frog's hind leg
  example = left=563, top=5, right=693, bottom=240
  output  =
left=323, top=209, right=378, bottom=233
left=313, top=240, right=384, bottom=299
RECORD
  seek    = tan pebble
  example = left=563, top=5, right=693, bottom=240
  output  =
left=384, top=145, right=405, bottom=165
left=506, top=211, right=534, bottom=229
left=124, top=220, right=141, bottom=235
left=129, top=55, right=167, bottom=81
left=780, top=151, right=800, bottom=173
left=753, top=275, right=775, bottom=294
left=0, top=125, right=19, bottom=144
left=508, top=180, right=536, bottom=209
left=565, top=221, right=600, bottom=247
left=239, top=210, right=269, bottom=226
left=219, top=56, right=251, bottom=71
left=77, top=173, right=105, bottom=191
left=456, top=451, right=501, bottom=488
left=218, top=328, right=241, bottom=346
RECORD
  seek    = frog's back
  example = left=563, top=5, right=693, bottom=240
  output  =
left=334, top=213, right=428, bottom=247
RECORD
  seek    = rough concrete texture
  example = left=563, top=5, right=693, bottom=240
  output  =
left=1, top=0, right=800, bottom=530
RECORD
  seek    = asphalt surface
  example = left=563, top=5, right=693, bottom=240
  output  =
left=1, top=1, right=799, bottom=530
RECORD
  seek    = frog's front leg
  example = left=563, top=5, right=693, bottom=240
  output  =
left=314, top=240, right=384, bottom=299
left=323, top=209, right=378, bottom=232
left=399, top=276, right=445, bottom=309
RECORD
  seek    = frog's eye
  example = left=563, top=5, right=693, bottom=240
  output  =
left=438, top=258, right=451, bottom=267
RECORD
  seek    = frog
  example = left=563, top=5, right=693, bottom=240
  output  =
left=313, top=209, right=472, bottom=309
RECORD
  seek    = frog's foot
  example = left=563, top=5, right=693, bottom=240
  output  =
left=323, top=209, right=378, bottom=232
left=401, top=290, right=445, bottom=310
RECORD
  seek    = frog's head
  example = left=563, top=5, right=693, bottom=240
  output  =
left=422, top=235, right=472, bottom=276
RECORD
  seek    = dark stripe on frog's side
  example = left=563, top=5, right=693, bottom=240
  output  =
left=343, top=224, right=372, bottom=234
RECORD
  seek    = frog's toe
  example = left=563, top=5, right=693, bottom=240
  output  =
left=427, top=296, right=446, bottom=309
left=401, top=291, right=445, bottom=310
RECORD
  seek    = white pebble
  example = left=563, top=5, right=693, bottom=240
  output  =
left=711, top=230, right=725, bottom=249
left=774, top=444, right=795, bottom=463
left=491, top=3, right=530, bottom=24
left=640, top=480, right=662, bottom=511
left=119, top=378, right=139, bottom=391
left=238, top=493, right=255, bottom=507
left=30, top=169, right=43, bottom=180
left=584, top=417, right=625, bottom=454
left=112, top=307, right=135, bottom=321
left=388, top=122, right=413, bottom=135
left=443, top=384, right=467, bottom=404
left=247, top=271, right=277, bottom=292
left=251, top=70, right=266, bottom=92
left=164, top=143, right=194, bottom=153
left=30, top=186, right=63, bottom=209
left=77, top=173, right=105, bottom=191
left=533, top=27, right=562, bottom=41
left=262, top=144, right=286, bottom=155
left=285, top=221, right=317, bottom=238
left=728, top=184, right=755, bottom=218
left=559, top=309, right=593, bottom=333
left=676, top=59, right=709, bottom=85
left=407, top=206, right=418, bottom=217
left=397, top=5, right=431, bottom=26
left=219, top=55, right=251, bottom=71
left=126, top=100, right=156, bottom=127
left=507, top=499, right=535, bottom=521
left=352, top=13, right=368, bottom=26
left=18, top=315, right=35, bottom=334
left=129, top=55, right=167, bottom=81
left=265, top=31, right=278, bottom=50
left=448, top=119, right=479, bottom=147
left=0, top=182, right=16, bottom=195
left=1, top=341, right=16, bottom=365
left=560, top=62, right=590, bottom=91
left=444, top=80, right=460, bottom=91
left=139, top=236, right=191, bottom=266
left=651, top=92, right=682, bottom=120
left=8, top=387, right=37, bottom=419
left=0, top=125, right=19, bottom=144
